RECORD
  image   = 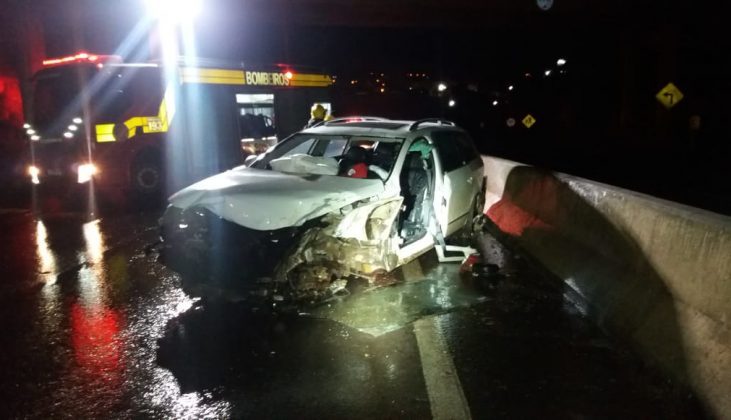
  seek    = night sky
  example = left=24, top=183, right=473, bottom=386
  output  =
left=2, top=0, right=730, bottom=213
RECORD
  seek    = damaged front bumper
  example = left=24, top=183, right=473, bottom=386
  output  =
left=159, top=197, right=405, bottom=303
left=159, top=206, right=303, bottom=297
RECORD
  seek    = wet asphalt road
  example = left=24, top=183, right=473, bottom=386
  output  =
left=0, top=208, right=706, bottom=419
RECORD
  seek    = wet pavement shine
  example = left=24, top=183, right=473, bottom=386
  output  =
left=0, top=209, right=706, bottom=418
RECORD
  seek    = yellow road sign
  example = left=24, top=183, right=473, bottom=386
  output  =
left=656, top=83, right=684, bottom=109
left=522, top=114, right=536, bottom=128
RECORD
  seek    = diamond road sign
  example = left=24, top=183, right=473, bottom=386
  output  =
left=522, top=114, right=536, bottom=128
left=656, top=83, right=684, bottom=109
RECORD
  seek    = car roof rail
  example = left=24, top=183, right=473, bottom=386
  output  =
left=408, top=118, right=456, bottom=131
left=312, top=116, right=390, bottom=128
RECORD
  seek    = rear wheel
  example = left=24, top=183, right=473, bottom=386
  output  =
left=451, top=180, right=486, bottom=246
left=471, top=179, right=486, bottom=229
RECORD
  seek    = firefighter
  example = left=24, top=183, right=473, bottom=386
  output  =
left=306, top=103, right=327, bottom=128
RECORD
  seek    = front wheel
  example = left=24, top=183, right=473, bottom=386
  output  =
left=130, top=156, right=164, bottom=208
left=132, top=159, right=162, bottom=194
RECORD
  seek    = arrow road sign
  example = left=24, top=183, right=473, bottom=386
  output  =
left=656, top=83, right=684, bottom=109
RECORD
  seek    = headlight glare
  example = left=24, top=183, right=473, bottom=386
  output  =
left=77, top=163, right=98, bottom=184
left=28, top=165, right=40, bottom=184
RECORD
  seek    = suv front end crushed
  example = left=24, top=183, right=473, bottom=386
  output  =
left=159, top=196, right=404, bottom=303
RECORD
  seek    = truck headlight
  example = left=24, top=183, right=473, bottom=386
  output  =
left=28, top=165, right=40, bottom=184
left=77, top=163, right=98, bottom=184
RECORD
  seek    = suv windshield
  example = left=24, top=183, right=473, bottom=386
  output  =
left=252, top=133, right=404, bottom=178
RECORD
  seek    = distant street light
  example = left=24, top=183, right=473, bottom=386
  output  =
left=492, top=100, right=499, bottom=106
left=437, top=83, right=447, bottom=92
left=557, top=58, right=567, bottom=66
left=508, top=85, right=514, bottom=91
left=448, top=99, right=456, bottom=107
left=544, top=69, right=552, bottom=76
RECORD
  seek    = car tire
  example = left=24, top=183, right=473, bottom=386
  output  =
left=452, top=180, right=486, bottom=245
left=469, top=179, right=487, bottom=234
left=472, top=179, right=486, bottom=229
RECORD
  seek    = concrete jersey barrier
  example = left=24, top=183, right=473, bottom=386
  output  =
left=481, top=155, right=731, bottom=418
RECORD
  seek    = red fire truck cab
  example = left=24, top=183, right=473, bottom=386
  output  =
left=25, top=52, right=333, bottom=204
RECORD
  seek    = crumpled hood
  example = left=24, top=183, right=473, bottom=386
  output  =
left=168, top=167, right=385, bottom=230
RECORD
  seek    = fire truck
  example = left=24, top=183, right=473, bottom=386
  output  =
left=24, top=52, right=333, bottom=201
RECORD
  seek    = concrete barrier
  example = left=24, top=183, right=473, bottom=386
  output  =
left=482, top=155, right=731, bottom=418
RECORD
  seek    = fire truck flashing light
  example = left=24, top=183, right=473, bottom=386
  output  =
left=42, top=52, right=122, bottom=67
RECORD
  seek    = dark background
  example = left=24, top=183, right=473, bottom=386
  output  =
left=1, top=0, right=730, bottom=213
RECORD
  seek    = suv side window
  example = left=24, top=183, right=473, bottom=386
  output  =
left=321, top=139, right=348, bottom=157
left=431, top=131, right=479, bottom=172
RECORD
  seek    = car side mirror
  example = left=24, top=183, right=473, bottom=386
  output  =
left=244, top=154, right=258, bottom=167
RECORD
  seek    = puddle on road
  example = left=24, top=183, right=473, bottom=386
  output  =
left=310, top=254, right=491, bottom=337
left=154, top=238, right=519, bottom=417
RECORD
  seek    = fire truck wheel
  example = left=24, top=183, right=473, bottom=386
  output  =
left=131, top=157, right=162, bottom=196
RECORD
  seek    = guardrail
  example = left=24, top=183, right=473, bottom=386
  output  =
left=481, top=155, right=731, bottom=419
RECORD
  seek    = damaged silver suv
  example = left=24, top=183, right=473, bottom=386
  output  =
left=159, top=117, right=485, bottom=301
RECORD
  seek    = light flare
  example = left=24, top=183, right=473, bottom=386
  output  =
left=78, top=163, right=98, bottom=184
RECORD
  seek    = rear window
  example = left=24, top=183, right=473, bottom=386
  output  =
left=431, top=131, right=479, bottom=172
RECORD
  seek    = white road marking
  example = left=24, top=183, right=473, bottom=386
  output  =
left=414, top=316, right=472, bottom=420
